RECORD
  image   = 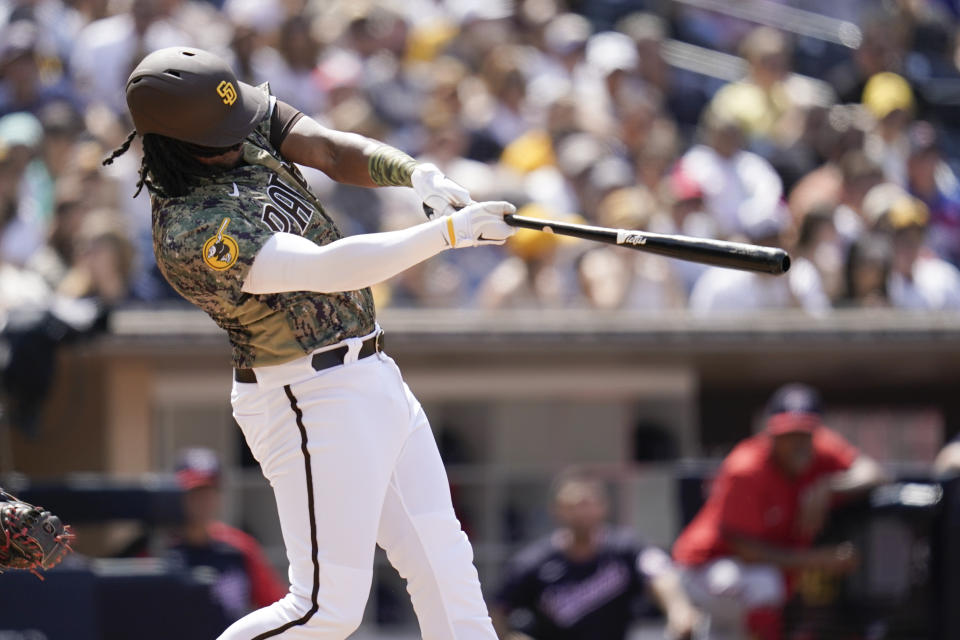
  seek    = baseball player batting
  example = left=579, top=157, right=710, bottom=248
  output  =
left=105, top=47, right=514, bottom=639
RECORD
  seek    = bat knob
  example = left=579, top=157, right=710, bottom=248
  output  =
left=774, top=251, right=791, bottom=275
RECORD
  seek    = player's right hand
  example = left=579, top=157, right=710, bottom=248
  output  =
left=442, top=201, right=516, bottom=249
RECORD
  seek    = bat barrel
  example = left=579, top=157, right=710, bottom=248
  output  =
left=618, top=230, right=791, bottom=275
left=504, top=214, right=791, bottom=275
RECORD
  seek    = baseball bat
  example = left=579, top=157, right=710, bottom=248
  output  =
left=502, top=214, right=791, bottom=275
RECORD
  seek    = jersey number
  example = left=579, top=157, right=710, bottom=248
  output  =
left=261, top=173, right=313, bottom=234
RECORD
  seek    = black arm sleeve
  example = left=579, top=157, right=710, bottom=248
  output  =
left=270, top=100, right=305, bottom=151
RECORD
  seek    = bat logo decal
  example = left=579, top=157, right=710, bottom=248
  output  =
left=616, top=230, right=647, bottom=246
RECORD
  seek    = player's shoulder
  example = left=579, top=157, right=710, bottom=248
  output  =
left=509, top=535, right=562, bottom=573
left=811, top=426, right=855, bottom=455
left=155, top=197, right=221, bottom=247
left=722, top=435, right=770, bottom=477
left=155, top=191, right=259, bottom=242
left=154, top=194, right=210, bottom=228
left=208, top=521, right=261, bottom=554
left=154, top=193, right=267, bottom=276
left=154, top=197, right=206, bottom=249
left=602, top=526, right=645, bottom=554
left=249, top=82, right=278, bottom=150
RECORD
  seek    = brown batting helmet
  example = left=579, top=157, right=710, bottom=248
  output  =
left=126, top=47, right=269, bottom=147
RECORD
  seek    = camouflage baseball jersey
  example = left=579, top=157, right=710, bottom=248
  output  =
left=152, top=87, right=376, bottom=369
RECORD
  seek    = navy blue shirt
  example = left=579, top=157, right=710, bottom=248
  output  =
left=164, top=522, right=287, bottom=622
left=496, top=528, right=655, bottom=640
left=168, top=537, right=253, bottom=621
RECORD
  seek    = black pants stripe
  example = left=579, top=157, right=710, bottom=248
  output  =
left=251, top=385, right=319, bottom=639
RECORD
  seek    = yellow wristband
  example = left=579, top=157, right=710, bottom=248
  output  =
left=446, top=217, right=457, bottom=248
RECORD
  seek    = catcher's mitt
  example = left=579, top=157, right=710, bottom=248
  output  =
left=0, top=489, right=74, bottom=578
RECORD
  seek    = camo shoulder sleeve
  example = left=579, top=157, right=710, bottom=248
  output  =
left=154, top=198, right=274, bottom=308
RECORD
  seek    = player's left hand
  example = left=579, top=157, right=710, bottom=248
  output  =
left=411, top=163, right=471, bottom=218
left=0, top=490, right=75, bottom=578
left=665, top=603, right=702, bottom=640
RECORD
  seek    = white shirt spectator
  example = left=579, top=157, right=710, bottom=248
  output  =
left=832, top=204, right=865, bottom=249
left=265, top=62, right=327, bottom=117
left=523, top=166, right=579, bottom=218
left=888, top=256, right=960, bottom=310
left=788, top=256, right=832, bottom=313
left=681, top=145, right=783, bottom=238
left=689, top=267, right=795, bottom=314
left=865, top=132, right=910, bottom=187
left=221, top=45, right=287, bottom=88
left=70, top=13, right=190, bottom=114
left=7, top=0, right=87, bottom=64
left=0, top=262, right=51, bottom=313
left=222, top=0, right=285, bottom=34
left=648, top=211, right=718, bottom=295
left=621, top=254, right=686, bottom=311
left=579, top=30, right=637, bottom=121
left=486, top=101, right=532, bottom=149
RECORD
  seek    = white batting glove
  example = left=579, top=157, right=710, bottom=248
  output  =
left=442, top=201, right=517, bottom=248
left=411, top=163, right=472, bottom=218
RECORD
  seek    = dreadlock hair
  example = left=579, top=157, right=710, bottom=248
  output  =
left=102, top=131, right=242, bottom=199
left=101, top=130, right=136, bottom=168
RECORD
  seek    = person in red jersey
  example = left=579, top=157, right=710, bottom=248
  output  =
left=672, top=384, right=887, bottom=640
left=169, top=448, right=288, bottom=621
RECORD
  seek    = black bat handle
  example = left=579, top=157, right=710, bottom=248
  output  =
left=502, top=214, right=620, bottom=242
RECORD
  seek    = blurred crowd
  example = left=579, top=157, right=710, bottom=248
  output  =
left=3, top=0, right=960, bottom=314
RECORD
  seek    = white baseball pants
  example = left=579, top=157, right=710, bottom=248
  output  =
left=680, top=558, right=786, bottom=640
left=219, top=340, right=496, bottom=639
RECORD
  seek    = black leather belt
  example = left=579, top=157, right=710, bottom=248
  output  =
left=235, top=332, right=384, bottom=384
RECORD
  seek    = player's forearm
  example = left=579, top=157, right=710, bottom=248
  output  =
left=728, top=535, right=855, bottom=572
left=242, top=221, right=449, bottom=295
left=490, top=607, right=511, bottom=638
left=726, top=534, right=821, bottom=569
left=650, top=570, right=696, bottom=617
left=934, top=442, right=960, bottom=477
left=490, top=607, right=532, bottom=640
left=828, top=456, right=889, bottom=495
left=279, top=116, right=415, bottom=188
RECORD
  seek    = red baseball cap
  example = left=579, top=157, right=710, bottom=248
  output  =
left=764, top=383, right=823, bottom=436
